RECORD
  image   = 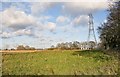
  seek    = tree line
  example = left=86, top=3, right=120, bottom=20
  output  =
left=49, top=41, right=97, bottom=50
left=16, top=45, right=35, bottom=50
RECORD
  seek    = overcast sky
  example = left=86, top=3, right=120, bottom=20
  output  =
left=0, top=0, right=115, bottom=49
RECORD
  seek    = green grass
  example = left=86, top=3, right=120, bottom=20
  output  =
left=2, top=50, right=119, bottom=75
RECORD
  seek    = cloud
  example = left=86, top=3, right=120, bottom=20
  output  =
left=0, top=29, right=32, bottom=38
left=55, top=15, right=90, bottom=33
left=62, top=1, right=109, bottom=16
left=0, top=6, right=57, bottom=38
left=71, top=15, right=89, bottom=27
left=45, top=22, right=56, bottom=32
left=0, top=6, right=37, bottom=30
left=31, top=2, right=55, bottom=16
left=14, top=29, right=32, bottom=36
left=56, top=16, right=70, bottom=23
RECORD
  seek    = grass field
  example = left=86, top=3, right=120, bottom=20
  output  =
left=2, top=50, right=119, bottom=75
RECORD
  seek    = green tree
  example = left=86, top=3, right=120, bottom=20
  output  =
left=17, top=45, right=25, bottom=50
left=25, top=45, right=30, bottom=50
left=88, top=41, right=96, bottom=49
left=98, top=1, right=120, bottom=50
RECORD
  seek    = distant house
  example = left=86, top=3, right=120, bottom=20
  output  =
left=79, top=41, right=96, bottom=50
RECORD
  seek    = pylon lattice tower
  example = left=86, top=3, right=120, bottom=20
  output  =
left=87, top=13, right=97, bottom=44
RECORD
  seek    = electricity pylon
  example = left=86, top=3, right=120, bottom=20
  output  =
left=87, top=13, right=97, bottom=45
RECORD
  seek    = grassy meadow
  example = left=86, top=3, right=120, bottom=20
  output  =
left=2, top=50, right=119, bottom=75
